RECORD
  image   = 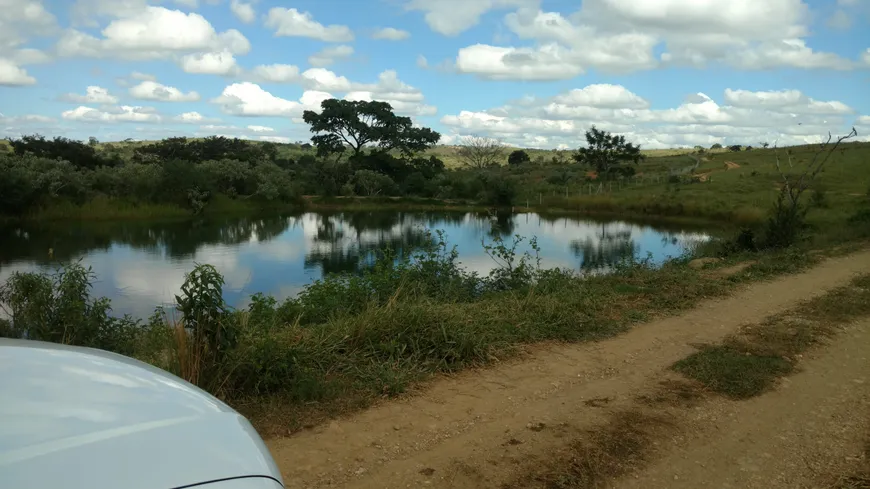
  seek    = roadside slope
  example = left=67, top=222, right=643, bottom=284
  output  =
left=267, top=249, right=870, bottom=489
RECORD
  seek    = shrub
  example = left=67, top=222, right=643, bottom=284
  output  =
left=763, top=189, right=807, bottom=249
left=0, top=262, right=140, bottom=355
left=508, top=150, right=531, bottom=166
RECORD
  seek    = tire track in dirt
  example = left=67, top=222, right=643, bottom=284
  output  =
left=613, top=318, right=870, bottom=489
left=267, top=249, right=870, bottom=489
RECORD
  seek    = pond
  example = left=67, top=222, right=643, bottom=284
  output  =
left=0, top=211, right=713, bottom=319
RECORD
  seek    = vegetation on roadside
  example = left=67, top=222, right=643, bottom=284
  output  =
left=0, top=218, right=820, bottom=436
left=673, top=273, right=870, bottom=399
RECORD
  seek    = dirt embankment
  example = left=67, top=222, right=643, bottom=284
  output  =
left=267, top=249, right=870, bottom=489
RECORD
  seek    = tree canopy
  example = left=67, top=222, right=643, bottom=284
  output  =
left=302, top=99, right=440, bottom=159
left=572, top=126, right=642, bottom=178
left=508, top=149, right=531, bottom=166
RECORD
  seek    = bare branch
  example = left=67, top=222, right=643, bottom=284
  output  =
left=774, top=127, right=858, bottom=208
left=457, top=135, right=506, bottom=169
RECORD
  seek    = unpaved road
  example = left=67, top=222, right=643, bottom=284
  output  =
left=614, top=319, right=870, bottom=489
left=267, top=250, right=870, bottom=489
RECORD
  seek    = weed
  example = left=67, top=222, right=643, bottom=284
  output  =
left=504, top=411, right=674, bottom=489
left=672, top=273, right=870, bottom=399
left=672, top=345, right=793, bottom=399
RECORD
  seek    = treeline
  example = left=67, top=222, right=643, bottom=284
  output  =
left=0, top=99, right=647, bottom=218
left=0, top=134, right=522, bottom=216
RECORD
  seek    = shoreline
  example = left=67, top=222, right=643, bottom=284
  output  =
left=1, top=195, right=762, bottom=230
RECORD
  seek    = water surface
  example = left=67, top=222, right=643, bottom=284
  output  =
left=0, top=211, right=712, bottom=318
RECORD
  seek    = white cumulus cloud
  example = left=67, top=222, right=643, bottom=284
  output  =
left=229, top=0, right=255, bottom=23
left=56, top=6, right=250, bottom=60
left=264, top=7, right=353, bottom=42
left=211, top=82, right=330, bottom=117
left=0, top=59, right=37, bottom=86
left=62, top=105, right=162, bottom=123
left=173, top=111, right=218, bottom=123
left=372, top=27, right=411, bottom=40
left=308, top=45, right=354, bottom=67
left=129, top=80, right=200, bottom=102
left=61, top=85, right=119, bottom=104
left=450, top=1, right=857, bottom=80
left=180, top=50, right=240, bottom=75
left=406, top=0, right=536, bottom=36
left=250, top=63, right=300, bottom=83
left=439, top=85, right=858, bottom=149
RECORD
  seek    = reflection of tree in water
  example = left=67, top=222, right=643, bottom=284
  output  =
left=303, top=211, right=435, bottom=275
left=487, top=211, right=516, bottom=239
left=570, top=223, right=639, bottom=271
left=0, top=212, right=302, bottom=267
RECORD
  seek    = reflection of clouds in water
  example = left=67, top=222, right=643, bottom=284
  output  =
left=110, top=239, right=304, bottom=317
left=1, top=212, right=711, bottom=318
left=458, top=254, right=577, bottom=278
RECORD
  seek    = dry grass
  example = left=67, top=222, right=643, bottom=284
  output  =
left=502, top=380, right=705, bottom=489
left=503, top=411, right=675, bottom=489
left=830, top=440, right=870, bottom=489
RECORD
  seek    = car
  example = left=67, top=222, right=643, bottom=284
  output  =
left=0, top=338, right=284, bottom=489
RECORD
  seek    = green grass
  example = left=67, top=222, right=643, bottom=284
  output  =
left=672, top=273, right=870, bottom=399
left=519, top=142, right=870, bottom=228
left=232, top=247, right=820, bottom=436
left=673, top=346, right=793, bottom=399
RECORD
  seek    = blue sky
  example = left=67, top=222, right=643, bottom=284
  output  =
left=1, top=0, right=869, bottom=149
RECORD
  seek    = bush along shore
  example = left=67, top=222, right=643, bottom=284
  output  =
left=0, top=226, right=827, bottom=437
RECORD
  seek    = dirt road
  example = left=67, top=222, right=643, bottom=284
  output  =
left=267, top=249, right=870, bottom=489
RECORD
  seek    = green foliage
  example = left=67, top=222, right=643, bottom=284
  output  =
left=508, top=149, right=531, bottom=166
left=302, top=99, right=440, bottom=158
left=482, top=235, right=542, bottom=291
left=0, top=262, right=140, bottom=355
left=711, top=143, right=723, bottom=149
left=478, top=172, right=518, bottom=206
left=8, top=134, right=121, bottom=169
left=673, top=345, right=793, bottom=399
left=352, top=169, right=398, bottom=196
left=133, top=136, right=277, bottom=163
left=176, top=263, right=235, bottom=361
left=573, top=126, right=643, bottom=179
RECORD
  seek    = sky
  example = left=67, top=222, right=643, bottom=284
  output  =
left=1, top=0, right=869, bottom=149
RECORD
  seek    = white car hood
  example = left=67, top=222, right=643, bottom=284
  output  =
left=0, top=339, right=283, bottom=489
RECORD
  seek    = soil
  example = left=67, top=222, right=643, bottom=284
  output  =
left=266, top=249, right=870, bottom=489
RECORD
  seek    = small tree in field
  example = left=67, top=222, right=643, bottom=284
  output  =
left=458, top=135, right=505, bottom=169
left=508, top=149, right=531, bottom=166
left=572, top=126, right=642, bottom=179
